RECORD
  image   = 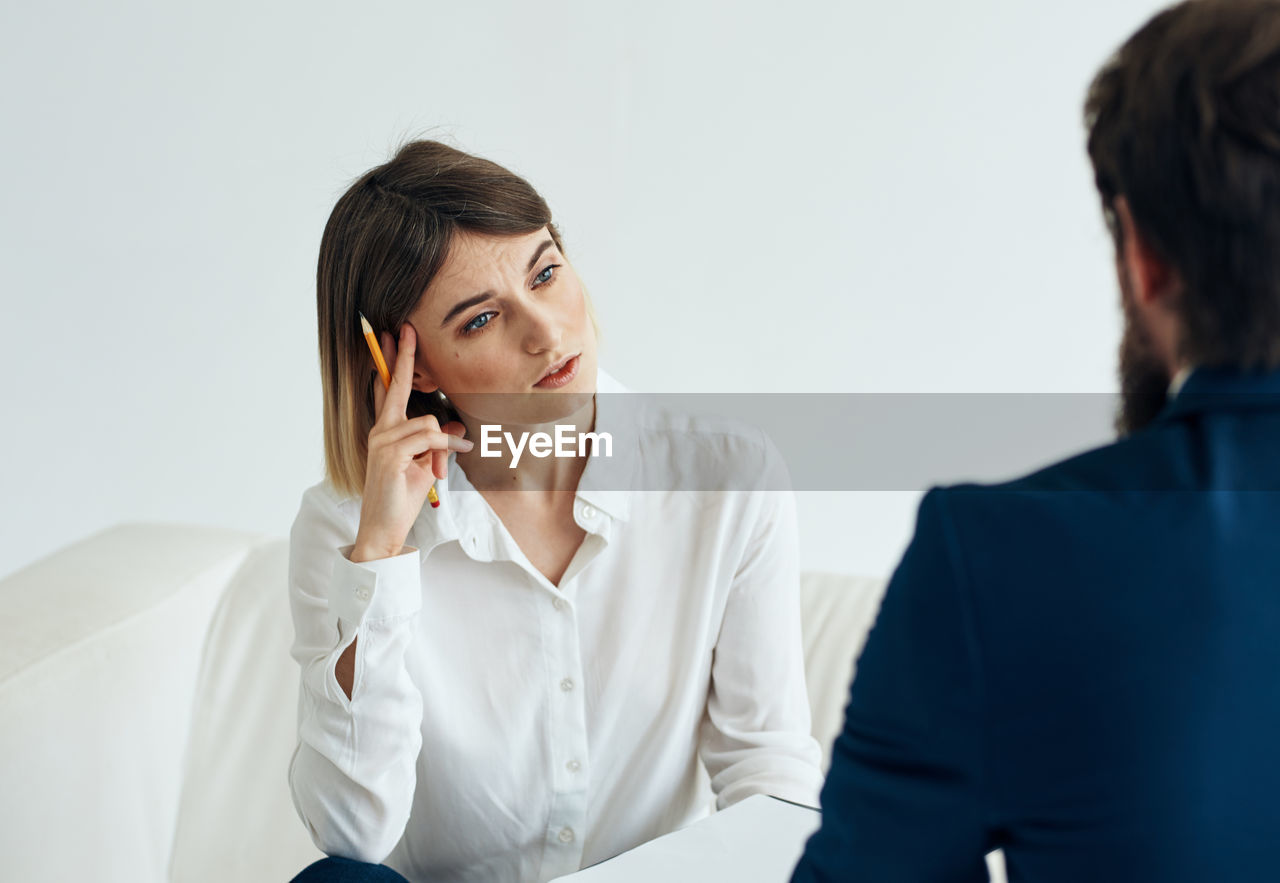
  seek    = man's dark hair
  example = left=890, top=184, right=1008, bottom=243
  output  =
left=1086, top=0, right=1280, bottom=369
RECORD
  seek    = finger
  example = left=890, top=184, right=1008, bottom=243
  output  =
left=381, top=415, right=453, bottom=449
left=384, top=416, right=472, bottom=448
left=432, top=449, right=447, bottom=481
left=378, top=331, right=398, bottom=386
left=372, top=369, right=386, bottom=419
left=384, top=412, right=441, bottom=443
left=387, top=324, right=416, bottom=415
left=393, top=429, right=473, bottom=459
left=372, top=331, right=398, bottom=424
left=406, top=454, right=444, bottom=486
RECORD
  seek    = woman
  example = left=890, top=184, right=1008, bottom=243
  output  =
left=288, top=140, right=822, bottom=883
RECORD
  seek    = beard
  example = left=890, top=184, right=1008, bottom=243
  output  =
left=1115, top=273, right=1172, bottom=437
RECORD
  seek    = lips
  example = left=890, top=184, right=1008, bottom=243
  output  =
left=535, top=354, right=580, bottom=389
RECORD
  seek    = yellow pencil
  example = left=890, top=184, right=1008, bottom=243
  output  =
left=358, top=312, right=440, bottom=509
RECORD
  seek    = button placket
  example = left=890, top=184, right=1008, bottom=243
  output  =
left=543, top=592, right=589, bottom=877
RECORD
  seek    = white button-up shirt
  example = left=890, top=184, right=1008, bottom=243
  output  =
left=287, top=371, right=823, bottom=883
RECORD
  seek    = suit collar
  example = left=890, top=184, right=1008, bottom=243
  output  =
left=1159, top=365, right=1280, bottom=422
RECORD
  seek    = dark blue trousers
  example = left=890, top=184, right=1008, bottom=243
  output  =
left=291, top=857, right=410, bottom=882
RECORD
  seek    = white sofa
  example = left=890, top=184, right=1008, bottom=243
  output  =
left=0, top=523, right=891, bottom=882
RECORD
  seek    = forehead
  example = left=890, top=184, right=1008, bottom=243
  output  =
left=424, top=227, right=553, bottom=302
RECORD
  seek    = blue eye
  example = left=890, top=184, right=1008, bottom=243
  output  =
left=462, top=311, right=496, bottom=334
left=534, top=264, right=559, bottom=286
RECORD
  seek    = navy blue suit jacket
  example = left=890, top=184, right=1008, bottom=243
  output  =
left=792, top=367, right=1280, bottom=882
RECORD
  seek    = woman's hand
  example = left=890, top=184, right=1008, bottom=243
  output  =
left=352, top=323, right=471, bottom=563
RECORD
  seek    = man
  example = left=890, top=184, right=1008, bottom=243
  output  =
left=792, top=1, right=1280, bottom=880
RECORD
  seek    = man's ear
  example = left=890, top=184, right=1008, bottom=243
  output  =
left=1115, top=196, right=1181, bottom=307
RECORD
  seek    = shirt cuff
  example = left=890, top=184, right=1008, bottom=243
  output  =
left=327, top=545, right=422, bottom=626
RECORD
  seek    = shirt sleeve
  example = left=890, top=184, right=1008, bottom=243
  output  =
left=698, top=452, right=826, bottom=809
left=286, top=482, right=425, bottom=863
left=790, top=488, right=989, bottom=883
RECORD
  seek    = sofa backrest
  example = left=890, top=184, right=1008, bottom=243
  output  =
left=799, top=571, right=889, bottom=771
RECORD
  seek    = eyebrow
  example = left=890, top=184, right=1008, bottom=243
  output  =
left=525, top=238, right=555, bottom=272
left=439, top=238, right=557, bottom=328
left=440, top=292, right=492, bottom=328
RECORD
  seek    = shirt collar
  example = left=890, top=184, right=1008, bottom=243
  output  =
left=1168, top=364, right=1194, bottom=398
left=574, top=367, right=636, bottom=524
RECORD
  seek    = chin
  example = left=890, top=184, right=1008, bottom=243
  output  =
left=457, top=388, right=595, bottom=428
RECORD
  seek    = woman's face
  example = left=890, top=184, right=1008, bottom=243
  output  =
left=405, top=226, right=598, bottom=424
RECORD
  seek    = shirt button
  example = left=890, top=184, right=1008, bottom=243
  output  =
left=558, top=827, right=575, bottom=843
left=553, top=598, right=567, bottom=611
left=355, top=587, right=371, bottom=601
left=566, top=759, right=581, bottom=772
left=560, top=677, right=575, bottom=692
left=580, top=504, right=597, bottom=521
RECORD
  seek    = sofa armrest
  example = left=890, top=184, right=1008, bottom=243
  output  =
left=0, top=524, right=265, bottom=883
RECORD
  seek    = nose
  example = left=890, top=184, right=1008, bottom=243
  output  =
left=520, top=296, right=564, bottom=355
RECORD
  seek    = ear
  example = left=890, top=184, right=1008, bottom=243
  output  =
left=411, top=353, right=440, bottom=395
left=411, top=371, right=440, bottom=395
left=1114, top=196, right=1180, bottom=308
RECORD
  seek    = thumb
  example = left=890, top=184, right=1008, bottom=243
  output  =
left=441, top=420, right=468, bottom=438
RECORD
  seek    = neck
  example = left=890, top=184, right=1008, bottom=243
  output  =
left=454, top=395, right=597, bottom=493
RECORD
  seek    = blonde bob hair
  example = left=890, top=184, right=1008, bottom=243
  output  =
left=316, top=140, right=565, bottom=497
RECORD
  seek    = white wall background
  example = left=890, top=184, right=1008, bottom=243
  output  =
left=0, top=0, right=1169, bottom=581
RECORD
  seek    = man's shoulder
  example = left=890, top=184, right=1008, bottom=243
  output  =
left=942, top=419, right=1191, bottom=502
left=916, top=421, right=1202, bottom=563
